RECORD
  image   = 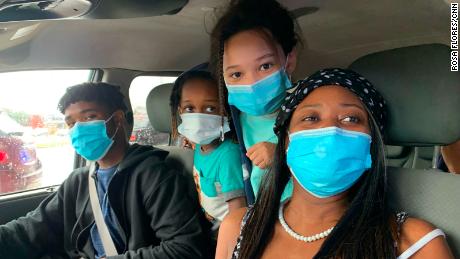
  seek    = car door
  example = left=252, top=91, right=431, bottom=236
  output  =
left=0, top=69, right=95, bottom=224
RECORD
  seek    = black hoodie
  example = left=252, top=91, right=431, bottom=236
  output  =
left=0, top=144, right=212, bottom=258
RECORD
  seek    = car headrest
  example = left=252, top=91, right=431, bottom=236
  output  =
left=146, top=83, right=174, bottom=133
left=385, top=145, right=409, bottom=159
left=417, top=146, right=436, bottom=161
left=349, top=44, right=460, bottom=146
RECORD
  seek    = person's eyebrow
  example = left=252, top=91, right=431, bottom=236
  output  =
left=293, top=103, right=366, bottom=112
left=64, top=108, right=98, bottom=121
left=340, top=103, right=366, bottom=111
left=80, top=108, right=99, bottom=114
left=224, top=53, right=276, bottom=72
left=296, top=103, right=322, bottom=110
left=255, top=53, right=275, bottom=61
left=181, top=99, right=218, bottom=104
left=224, top=64, right=239, bottom=72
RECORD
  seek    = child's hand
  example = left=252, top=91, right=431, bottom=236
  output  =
left=182, top=138, right=196, bottom=150
left=246, top=142, right=276, bottom=169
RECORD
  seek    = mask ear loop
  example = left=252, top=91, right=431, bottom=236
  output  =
left=104, top=113, right=116, bottom=124
left=220, top=116, right=225, bottom=142
left=110, top=125, right=120, bottom=140
left=284, top=55, right=292, bottom=82
left=105, top=112, right=120, bottom=140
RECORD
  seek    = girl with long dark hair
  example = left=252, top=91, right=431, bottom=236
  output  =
left=210, top=0, right=301, bottom=202
left=216, top=68, right=453, bottom=259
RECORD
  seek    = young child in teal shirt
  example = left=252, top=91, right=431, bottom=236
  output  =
left=170, top=65, right=246, bottom=221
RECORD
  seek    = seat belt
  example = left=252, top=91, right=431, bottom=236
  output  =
left=230, top=105, right=255, bottom=205
left=88, top=162, right=118, bottom=256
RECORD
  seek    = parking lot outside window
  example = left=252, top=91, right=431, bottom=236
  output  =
left=0, top=70, right=92, bottom=195
left=129, top=76, right=177, bottom=146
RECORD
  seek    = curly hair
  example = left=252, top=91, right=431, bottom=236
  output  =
left=57, top=82, right=128, bottom=116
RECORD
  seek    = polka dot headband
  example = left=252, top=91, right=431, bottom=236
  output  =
left=274, top=68, right=387, bottom=136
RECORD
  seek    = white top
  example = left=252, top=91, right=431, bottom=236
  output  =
left=397, top=228, right=445, bottom=259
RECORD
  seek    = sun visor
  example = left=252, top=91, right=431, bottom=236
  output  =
left=0, top=0, right=188, bottom=22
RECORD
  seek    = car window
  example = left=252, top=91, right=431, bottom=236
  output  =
left=129, top=76, right=177, bottom=146
left=0, top=70, right=92, bottom=196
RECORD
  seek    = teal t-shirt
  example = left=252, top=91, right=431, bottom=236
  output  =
left=240, top=112, right=293, bottom=201
left=194, top=139, right=245, bottom=200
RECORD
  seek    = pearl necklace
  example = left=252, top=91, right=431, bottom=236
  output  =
left=278, top=201, right=334, bottom=243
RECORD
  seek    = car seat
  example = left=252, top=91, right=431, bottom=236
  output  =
left=146, top=83, right=196, bottom=200
left=350, top=43, right=460, bottom=256
left=385, top=145, right=439, bottom=170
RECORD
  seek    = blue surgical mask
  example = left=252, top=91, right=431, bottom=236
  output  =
left=226, top=69, right=292, bottom=116
left=69, top=114, right=118, bottom=161
left=286, top=127, right=372, bottom=198
left=177, top=113, right=230, bottom=145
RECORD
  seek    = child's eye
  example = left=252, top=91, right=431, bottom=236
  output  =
left=230, top=72, right=242, bottom=79
left=183, top=106, right=194, bottom=113
left=205, top=106, right=216, bottom=113
left=260, top=63, right=273, bottom=71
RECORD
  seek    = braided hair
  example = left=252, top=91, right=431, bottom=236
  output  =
left=169, top=70, right=217, bottom=140
left=169, top=69, right=236, bottom=142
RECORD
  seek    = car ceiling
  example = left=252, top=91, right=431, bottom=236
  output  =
left=0, top=0, right=450, bottom=78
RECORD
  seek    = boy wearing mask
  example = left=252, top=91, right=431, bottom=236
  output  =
left=0, top=83, right=210, bottom=259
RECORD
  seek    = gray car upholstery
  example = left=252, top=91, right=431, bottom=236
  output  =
left=385, top=145, right=414, bottom=168
left=385, top=146, right=438, bottom=170
left=413, top=146, right=437, bottom=169
left=350, top=44, right=460, bottom=146
left=146, top=83, right=198, bottom=200
left=146, top=83, right=174, bottom=134
left=351, top=43, right=460, bottom=256
left=387, top=168, right=460, bottom=256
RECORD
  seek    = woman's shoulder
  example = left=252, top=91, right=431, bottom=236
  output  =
left=220, top=207, right=251, bottom=240
left=398, top=217, right=453, bottom=258
left=221, top=207, right=248, bottom=230
left=216, top=207, right=249, bottom=259
left=399, top=217, right=437, bottom=248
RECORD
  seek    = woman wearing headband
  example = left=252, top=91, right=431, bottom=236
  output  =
left=216, top=68, right=453, bottom=259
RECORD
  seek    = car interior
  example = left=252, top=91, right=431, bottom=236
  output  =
left=0, top=0, right=458, bottom=256
left=350, top=43, right=460, bottom=254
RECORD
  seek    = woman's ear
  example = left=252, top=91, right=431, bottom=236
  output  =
left=286, top=47, right=298, bottom=75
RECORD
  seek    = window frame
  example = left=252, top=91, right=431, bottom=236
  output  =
left=128, top=72, right=180, bottom=147
left=0, top=68, right=99, bottom=199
